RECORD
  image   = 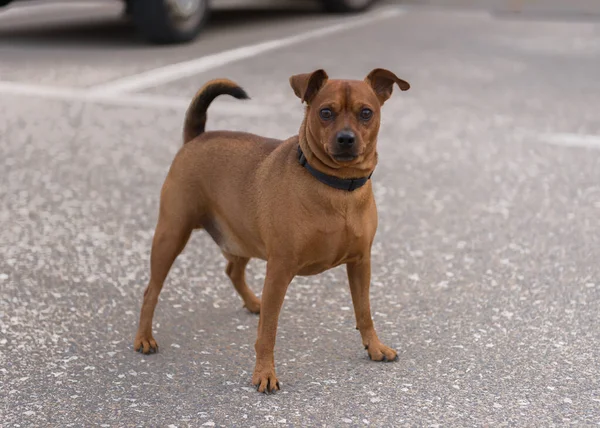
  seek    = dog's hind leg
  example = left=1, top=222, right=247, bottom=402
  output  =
left=223, top=252, right=261, bottom=314
left=134, top=184, right=194, bottom=354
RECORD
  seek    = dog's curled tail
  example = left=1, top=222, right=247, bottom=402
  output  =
left=183, top=79, right=250, bottom=144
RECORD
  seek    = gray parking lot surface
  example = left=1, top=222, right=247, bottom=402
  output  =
left=1, top=1, right=600, bottom=426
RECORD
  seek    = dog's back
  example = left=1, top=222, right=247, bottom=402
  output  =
left=178, top=79, right=286, bottom=201
left=168, top=82, right=293, bottom=260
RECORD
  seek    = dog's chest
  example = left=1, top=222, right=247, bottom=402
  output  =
left=296, top=206, right=372, bottom=275
left=317, top=211, right=364, bottom=241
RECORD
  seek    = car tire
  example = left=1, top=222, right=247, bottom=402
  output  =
left=130, top=0, right=209, bottom=44
left=321, top=0, right=375, bottom=13
left=0, top=0, right=13, bottom=7
left=123, top=0, right=132, bottom=16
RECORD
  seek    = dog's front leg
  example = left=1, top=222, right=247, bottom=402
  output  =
left=347, top=259, right=398, bottom=362
left=252, top=261, right=294, bottom=393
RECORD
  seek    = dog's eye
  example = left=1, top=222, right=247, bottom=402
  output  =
left=360, top=108, right=373, bottom=121
left=319, top=108, right=333, bottom=120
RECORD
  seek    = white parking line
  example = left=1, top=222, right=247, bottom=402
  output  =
left=538, top=132, right=600, bottom=149
left=0, top=81, right=276, bottom=116
left=88, top=7, right=405, bottom=95
left=0, top=6, right=403, bottom=113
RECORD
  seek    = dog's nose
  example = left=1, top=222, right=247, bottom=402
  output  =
left=336, top=130, right=356, bottom=147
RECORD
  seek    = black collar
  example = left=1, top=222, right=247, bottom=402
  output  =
left=297, top=146, right=372, bottom=192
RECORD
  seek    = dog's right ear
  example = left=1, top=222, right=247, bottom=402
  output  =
left=289, top=69, right=329, bottom=104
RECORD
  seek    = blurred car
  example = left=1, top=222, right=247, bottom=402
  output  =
left=0, top=0, right=378, bottom=44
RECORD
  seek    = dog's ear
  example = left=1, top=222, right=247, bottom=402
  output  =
left=289, top=69, right=329, bottom=104
left=365, top=68, right=410, bottom=105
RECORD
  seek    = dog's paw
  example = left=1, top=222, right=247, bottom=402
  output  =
left=244, top=296, right=261, bottom=315
left=365, top=341, right=398, bottom=362
left=252, top=367, right=280, bottom=393
left=134, top=335, right=158, bottom=354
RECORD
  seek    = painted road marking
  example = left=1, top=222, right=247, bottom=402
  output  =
left=537, top=132, right=600, bottom=149
left=0, top=81, right=276, bottom=116
left=88, top=7, right=405, bottom=95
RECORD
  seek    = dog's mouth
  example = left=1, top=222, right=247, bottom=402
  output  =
left=332, top=153, right=358, bottom=162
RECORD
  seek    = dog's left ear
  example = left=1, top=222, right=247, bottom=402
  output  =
left=365, top=68, right=410, bottom=105
left=289, top=69, right=329, bottom=104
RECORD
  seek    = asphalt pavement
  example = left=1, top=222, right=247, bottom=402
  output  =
left=1, top=1, right=600, bottom=426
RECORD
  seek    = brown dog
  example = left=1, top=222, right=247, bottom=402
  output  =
left=134, top=69, right=410, bottom=393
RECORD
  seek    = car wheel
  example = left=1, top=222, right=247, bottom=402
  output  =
left=321, top=0, right=375, bottom=13
left=130, top=0, right=209, bottom=44
left=123, top=0, right=132, bottom=16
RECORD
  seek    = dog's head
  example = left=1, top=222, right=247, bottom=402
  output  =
left=290, top=69, right=409, bottom=172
